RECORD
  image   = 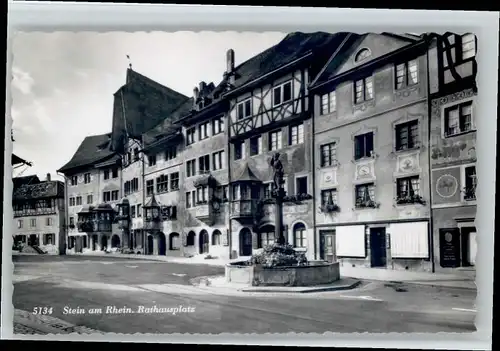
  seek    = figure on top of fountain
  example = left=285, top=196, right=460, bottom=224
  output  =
left=269, top=152, right=285, bottom=192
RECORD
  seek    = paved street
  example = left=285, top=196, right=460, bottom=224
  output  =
left=12, top=255, right=477, bottom=334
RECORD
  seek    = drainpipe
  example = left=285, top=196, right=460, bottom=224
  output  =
left=56, top=171, right=68, bottom=256
left=141, top=136, right=146, bottom=254
left=226, top=113, right=233, bottom=260
left=425, top=38, right=436, bottom=273
left=309, top=84, right=318, bottom=260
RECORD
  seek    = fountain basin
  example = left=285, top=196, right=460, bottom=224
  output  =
left=225, top=260, right=340, bottom=287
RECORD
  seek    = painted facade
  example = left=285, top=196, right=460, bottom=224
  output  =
left=428, top=32, right=478, bottom=273
left=12, top=175, right=66, bottom=255
left=311, top=33, right=433, bottom=272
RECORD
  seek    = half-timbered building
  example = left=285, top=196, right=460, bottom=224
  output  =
left=427, top=32, right=478, bottom=274
left=13, top=174, right=66, bottom=255
left=57, top=132, right=122, bottom=253
left=223, top=32, right=351, bottom=260
left=310, top=33, right=435, bottom=272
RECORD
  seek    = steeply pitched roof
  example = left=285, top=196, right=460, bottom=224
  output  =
left=110, top=69, right=189, bottom=152
left=12, top=153, right=32, bottom=166
left=234, top=163, right=261, bottom=182
left=13, top=175, right=40, bottom=190
left=57, top=133, right=116, bottom=174
left=13, top=180, right=65, bottom=201
left=219, top=31, right=350, bottom=93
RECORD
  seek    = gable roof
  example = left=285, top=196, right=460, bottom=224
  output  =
left=220, top=31, right=351, bottom=95
left=57, top=133, right=116, bottom=174
left=311, top=33, right=421, bottom=89
left=13, top=180, right=65, bottom=201
left=110, top=69, right=189, bottom=152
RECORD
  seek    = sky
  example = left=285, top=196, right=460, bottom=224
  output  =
left=10, top=31, right=287, bottom=181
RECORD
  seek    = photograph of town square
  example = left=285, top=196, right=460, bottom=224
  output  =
left=10, top=30, right=480, bottom=335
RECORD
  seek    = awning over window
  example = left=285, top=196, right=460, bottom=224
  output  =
left=389, top=221, right=429, bottom=258
left=336, top=225, right=366, bottom=257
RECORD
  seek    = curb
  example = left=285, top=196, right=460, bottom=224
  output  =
left=240, top=279, right=362, bottom=293
left=71, top=253, right=227, bottom=266
left=392, top=280, right=477, bottom=291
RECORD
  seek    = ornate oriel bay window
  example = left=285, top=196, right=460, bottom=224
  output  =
left=143, top=194, right=161, bottom=231
left=94, top=204, right=114, bottom=232
left=230, top=164, right=261, bottom=219
left=115, top=198, right=131, bottom=229
left=77, top=205, right=95, bottom=232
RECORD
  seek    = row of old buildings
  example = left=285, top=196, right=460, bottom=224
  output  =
left=13, top=31, right=477, bottom=274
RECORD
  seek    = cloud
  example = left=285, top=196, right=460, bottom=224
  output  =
left=11, top=66, right=35, bottom=95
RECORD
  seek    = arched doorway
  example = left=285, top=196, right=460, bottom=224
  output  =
left=240, top=228, right=253, bottom=256
left=101, top=235, right=108, bottom=251
left=92, top=235, right=98, bottom=251
left=258, top=225, right=275, bottom=249
left=158, top=233, right=167, bottom=255
left=147, top=235, right=154, bottom=255
left=111, top=235, right=121, bottom=248
left=199, top=230, right=209, bottom=254
left=212, top=230, right=222, bottom=245
left=169, top=232, right=180, bottom=251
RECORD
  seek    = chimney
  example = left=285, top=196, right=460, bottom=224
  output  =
left=199, top=81, right=207, bottom=93
left=226, top=49, right=235, bottom=73
left=46, top=173, right=51, bottom=181
left=193, top=87, right=199, bottom=110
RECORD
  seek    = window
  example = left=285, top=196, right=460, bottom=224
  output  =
left=17, top=219, right=23, bottom=229
left=198, top=155, right=210, bottom=174
left=355, top=48, right=371, bottom=62
left=212, top=230, right=222, bottom=245
left=216, top=185, right=229, bottom=200
left=321, top=91, right=336, bottom=115
left=46, top=217, right=53, bottom=226
left=87, top=194, right=93, bottom=204
left=260, top=229, right=275, bottom=248
left=199, top=121, right=210, bottom=140
left=397, top=176, right=421, bottom=198
left=76, top=196, right=82, bottom=206
left=146, top=180, right=154, bottom=196
left=395, top=120, right=419, bottom=150
left=131, top=205, right=136, bottom=218
left=212, top=150, right=225, bottom=170
left=232, top=184, right=241, bottom=200
left=461, top=33, right=476, bottom=60
left=69, top=197, right=75, bottom=206
left=156, top=175, right=169, bottom=193
left=69, top=217, right=75, bottom=226
left=263, top=183, right=274, bottom=199
left=464, top=166, right=477, bottom=201
left=186, top=192, right=193, bottom=208
left=295, top=176, right=308, bottom=195
left=250, top=136, right=262, bottom=156
left=212, top=117, right=224, bottom=135
left=269, top=130, right=282, bottom=151
left=444, top=102, right=473, bottom=137
left=395, top=60, right=418, bottom=89
left=170, top=172, right=179, bottom=191
left=131, top=178, right=139, bottom=192
left=234, top=141, right=245, bottom=160
left=112, top=168, right=118, bottom=178
left=320, top=142, right=338, bottom=167
left=30, top=219, right=36, bottom=227
left=289, top=123, right=304, bottom=145
left=197, top=186, right=209, bottom=204
left=355, top=183, right=375, bottom=207
left=186, top=159, right=196, bottom=177
left=354, top=132, right=374, bottom=160
left=186, top=127, right=196, bottom=145
left=237, top=99, right=252, bottom=120
left=111, top=190, right=119, bottom=201
left=70, top=176, right=78, bottom=186
left=354, top=76, right=374, bottom=103
left=165, top=147, right=177, bottom=161
left=133, top=148, right=140, bottom=162
left=148, top=155, right=156, bottom=167
left=162, top=206, right=176, bottom=220
left=104, top=169, right=110, bottom=180
left=137, top=204, right=142, bottom=217
left=293, top=223, right=307, bottom=248
left=103, top=191, right=111, bottom=202
left=273, top=81, right=292, bottom=106
left=43, top=234, right=55, bottom=246
left=321, top=189, right=338, bottom=206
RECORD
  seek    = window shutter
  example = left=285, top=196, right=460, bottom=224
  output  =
left=222, top=229, right=229, bottom=246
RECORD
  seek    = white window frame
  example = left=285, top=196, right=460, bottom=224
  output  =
left=354, top=76, right=374, bottom=104
left=212, top=117, right=224, bottom=135
left=250, top=135, right=262, bottom=156
left=461, top=33, right=476, bottom=60
left=269, top=130, right=282, bottom=151
left=234, top=141, right=245, bottom=160
left=289, top=123, right=304, bottom=145
left=440, top=97, right=476, bottom=139
left=186, top=159, right=196, bottom=177
left=395, top=59, right=419, bottom=89
left=237, top=98, right=252, bottom=120
left=212, top=150, right=225, bottom=170
left=199, top=121, right=210, bottom=140
left=70, top=176, right=78, bottom=186
left=186, top=127, right=196, bottom=145
left=17, top=219, right=23, bottom=228
left=460, top=163, right=477, bottom=203
left=272, top=80, right=293, bottom=107
left=320, top=91, right=336, bottom=115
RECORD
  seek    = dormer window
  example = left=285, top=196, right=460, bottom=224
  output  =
left=273, top=81, right=292, bottom=107
left=355, top=48, right=371, bottom=63
left=237, top=99, right=252, bottom=120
